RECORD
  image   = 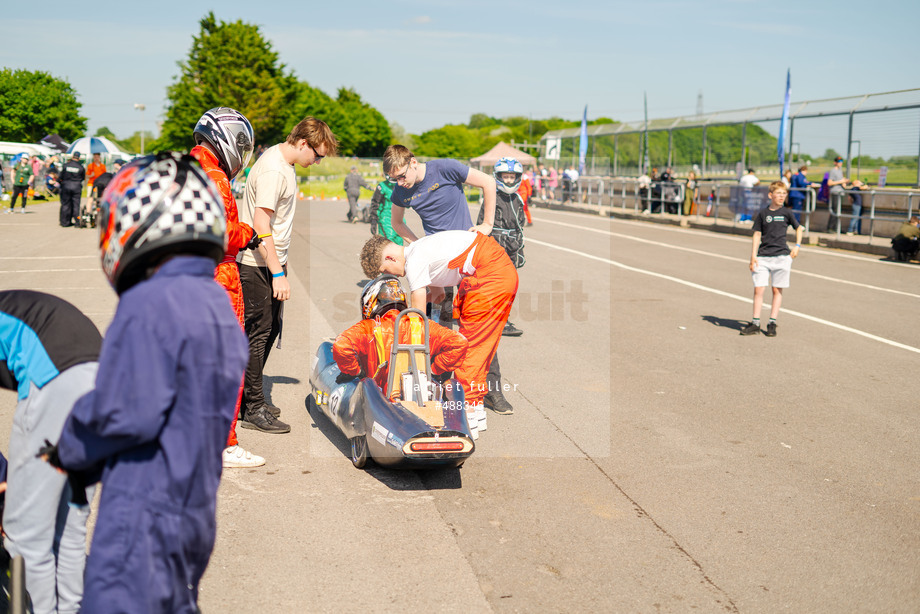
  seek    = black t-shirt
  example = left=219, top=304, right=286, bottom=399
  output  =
left=752, top=205, right=800, bottom=257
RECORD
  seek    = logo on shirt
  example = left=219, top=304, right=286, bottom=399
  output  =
left=427, top=182, right=440, bottom=193
left=766, top=215, right=773, bottom=223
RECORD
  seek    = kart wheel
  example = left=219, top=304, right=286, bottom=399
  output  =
left=350, top=436, right=368, bottom=469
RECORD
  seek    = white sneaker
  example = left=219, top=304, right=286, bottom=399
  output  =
left=475, top=405, right=487, bottom=432
left=222, top=445, right=265, bottom=468
left=465, top=408, right=479, bottom=440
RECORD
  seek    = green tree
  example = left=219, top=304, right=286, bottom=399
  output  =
left=94, top=126, right=130, bottom=150
left=156, top=12, right=297, bottom=150
left=0, top=69, right=86, bottom=142
left=414, top=124, right=482, bottom=158
left=330, top=88, right=392, bottom=157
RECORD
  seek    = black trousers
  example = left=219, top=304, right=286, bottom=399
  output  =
left=10, top=185, right=28, bottom=209
left=239, top=262, right=285, bottom=415
left=59, top=188, right=81, bottom=225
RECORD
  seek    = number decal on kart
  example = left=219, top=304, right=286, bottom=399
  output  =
left=329, top=388, right=343, bottom=414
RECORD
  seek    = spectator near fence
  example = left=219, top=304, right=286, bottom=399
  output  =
left=683, top=171, right=699, bottom=215
left=789, top=165, right=818, bottom=222
left=827, top=156, right=847, bottom=231
left=846, top=179, right=869, bottom=235
left=737, top=168, right=759, bottom=222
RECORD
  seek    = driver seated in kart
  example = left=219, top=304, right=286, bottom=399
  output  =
left=333, top=275, right=468, bottom=395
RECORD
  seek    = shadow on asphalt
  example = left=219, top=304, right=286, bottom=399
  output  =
left=701, top=315, right=748, bottom=332
left=263, top=376, right=300, bottom=407
left=304, top=394, right=463, bottom=491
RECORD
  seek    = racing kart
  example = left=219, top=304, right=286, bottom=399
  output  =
left=309, top=308, right=475, bottom=469
left=77, top=195, right=98, bottom=229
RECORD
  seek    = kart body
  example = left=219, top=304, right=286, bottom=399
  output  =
left=309, top=309, right=474, bottom=469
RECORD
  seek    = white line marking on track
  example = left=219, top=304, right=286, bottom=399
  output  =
left=0, top=269, right=98, bottom=274
left=532, top=207, right=914, bottom=265
left=531, top=218, right=920, bottom=300
left=0, top=256, right=96, bottom=260
left=527, top=237, right=920, bottom=355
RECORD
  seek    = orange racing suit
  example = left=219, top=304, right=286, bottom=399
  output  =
left=448, top=232, right=518, bottom=406
left=333, top=310, right=468, bottom=395
left=191, top=144, right=254, bottom=447
left=518, top=175, right=533, bottom=224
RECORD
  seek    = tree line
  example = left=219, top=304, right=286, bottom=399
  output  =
left=3, top=12, right=880, bottom=173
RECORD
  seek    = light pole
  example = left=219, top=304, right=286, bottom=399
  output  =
left=134, top=103, right=146, bottom=154
left=850, top=140, right=862, bottom=180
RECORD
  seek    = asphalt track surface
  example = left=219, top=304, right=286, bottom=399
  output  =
left=1, top=199, right=918, bottom=612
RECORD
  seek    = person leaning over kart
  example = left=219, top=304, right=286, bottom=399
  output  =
left=191, top=107, right=267, bottom=468
left=360, top=229, right=518, bottom=438
left=40, top=153, right=249, bottom=614
left=333, top=275, right=467, bottom=396
left=1, top=290, right=102, bottom=614
left=368, top=179, right=404, bottom=245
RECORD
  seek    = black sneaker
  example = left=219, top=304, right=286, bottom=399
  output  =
left=740, top=322, right=761, bottom=336
left=764, top=322, right=777, bottom=337
left=483, top=391, right=514, bottom=415
left=264, top=403, right=281, bottom=418
left=502, top=322, right=523, bottom=337
left=240, top=407, right=291, bottom=434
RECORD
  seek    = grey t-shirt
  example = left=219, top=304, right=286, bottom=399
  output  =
left=829, top=167, right=845, bottom=194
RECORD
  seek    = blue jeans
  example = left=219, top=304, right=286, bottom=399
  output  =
left=3, top=363, right=98, bottom=614
left=847, top=204, right=863, bottom=234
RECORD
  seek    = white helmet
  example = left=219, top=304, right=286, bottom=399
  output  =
left=98, top=152, right=227, bottom=294
left=193, top=107, right=254, bottom=179
left=493, top=157, right=523, bottom=194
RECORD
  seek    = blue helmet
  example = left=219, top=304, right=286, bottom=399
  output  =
left=493, top=157, right=523, bottom=194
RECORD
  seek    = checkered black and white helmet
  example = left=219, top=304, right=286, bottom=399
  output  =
left=98, top=152, right=227, bottom=294
left=193, top=107, right=254, bottom=179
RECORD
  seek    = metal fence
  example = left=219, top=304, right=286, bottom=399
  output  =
left=545, top=177, right=920, bottom=245
left=539, top=89, right=920, bottom=186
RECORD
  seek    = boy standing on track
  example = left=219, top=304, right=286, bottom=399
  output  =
left=741, top=181, right=803, bottom=337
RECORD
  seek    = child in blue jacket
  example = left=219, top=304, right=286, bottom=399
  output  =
left=44, top=153, right=249, bottom=614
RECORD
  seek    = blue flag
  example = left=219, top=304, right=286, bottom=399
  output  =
left=579, top=105, right=588, bottom=175
left=778, top=69, right=791, bottom=175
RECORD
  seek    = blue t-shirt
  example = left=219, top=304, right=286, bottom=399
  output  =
left=391, top=159, right=472, bottom=235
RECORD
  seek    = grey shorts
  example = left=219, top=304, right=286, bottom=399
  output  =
left=752, top=255, right=792, bottom=288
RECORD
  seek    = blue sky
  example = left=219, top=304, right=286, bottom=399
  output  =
left=3, top=0, right=919, bottom=150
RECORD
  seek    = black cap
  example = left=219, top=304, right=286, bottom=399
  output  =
left=72, top=151, right=81, bottom=159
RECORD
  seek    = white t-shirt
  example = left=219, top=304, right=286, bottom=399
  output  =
left=404, top=231, right=477, bottom=292
left=237, top=144, right=297, bottom=267
left=739, top=174, right=759, bottom=188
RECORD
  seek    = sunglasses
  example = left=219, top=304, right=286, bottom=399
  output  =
left=309, top=143, right=324, bottom=161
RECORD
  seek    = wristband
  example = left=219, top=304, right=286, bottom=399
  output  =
left=795, top=244, right=801, bottom=247
left=257, top=233, right=272, bottom=239
left=272, top=271, right=285, bottom=278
